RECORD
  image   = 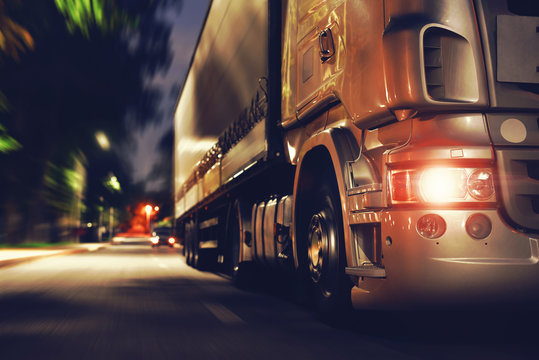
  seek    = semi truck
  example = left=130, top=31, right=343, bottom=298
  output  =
left=173, top=0, right=539, bottom=312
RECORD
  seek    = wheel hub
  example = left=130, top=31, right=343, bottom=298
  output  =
left=308, top=214, right=327, bottom=283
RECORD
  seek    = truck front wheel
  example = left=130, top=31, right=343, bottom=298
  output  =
left=302, top=183, right=351, bottom=317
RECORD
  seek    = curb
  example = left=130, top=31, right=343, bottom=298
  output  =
left=0, top=244, right=108, bottom=269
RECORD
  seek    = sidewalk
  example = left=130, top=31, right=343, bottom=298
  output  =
left=0, top=243, right=108, bottom=269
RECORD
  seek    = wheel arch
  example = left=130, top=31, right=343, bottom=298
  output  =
left=292, top=127, right=360, bottom=269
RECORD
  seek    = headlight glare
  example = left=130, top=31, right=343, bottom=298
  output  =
left=419, top=168, right=467, bottom=203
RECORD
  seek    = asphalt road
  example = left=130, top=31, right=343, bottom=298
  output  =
left=0, top=244, right=536, bottom=360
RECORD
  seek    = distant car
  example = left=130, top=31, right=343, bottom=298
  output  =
left=111, top=232, right=152, bottom=245
left=150, top=227, right=176, bottom=248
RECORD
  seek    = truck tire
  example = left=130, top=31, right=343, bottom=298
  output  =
left=302, top=182, right=351, bottom=317
left=185, top=220, right=198, bottom=268
left=192, top=246, right=200, bottom=268
left=185, top=222, right=192, bottom=266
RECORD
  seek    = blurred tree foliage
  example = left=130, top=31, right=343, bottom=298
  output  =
left=0, top=0, right=33, bottom=60
left=0, top=0, right=180, bottom=243
left=54, top=0, right=132, bottom=37
left=0, top=123, right=21, bottom=153
left=0, top=0, right=32, bottom=153
left=145, top=127, right=173, bottom=219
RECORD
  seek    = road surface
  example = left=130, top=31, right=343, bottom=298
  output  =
left=0, top=244, right=536, bottom=359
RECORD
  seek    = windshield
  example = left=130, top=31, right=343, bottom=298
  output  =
left=154, top=228, right=171, bottom=236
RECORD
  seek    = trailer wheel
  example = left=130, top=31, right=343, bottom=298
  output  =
left=192, top=248, right=199, bottom=268
left=185, top=220, right=198, bottom=268
left=303, top=183, right=351, bottom=316
left=185, top=222, right=192, bottom=266
left=228, top=200, right=254, bottom=288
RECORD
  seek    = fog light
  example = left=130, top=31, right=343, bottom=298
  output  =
left=466, top=213, right=491, bottom=239
left=416, top=214, right=446, bottom=239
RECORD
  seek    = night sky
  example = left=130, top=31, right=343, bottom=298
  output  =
left=129, top=0, right=209, bottom=191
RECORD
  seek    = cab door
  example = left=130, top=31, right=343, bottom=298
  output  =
left=296, top=0, right=345, bottom=121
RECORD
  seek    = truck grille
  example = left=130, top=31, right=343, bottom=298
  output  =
left=487, top=114, right=539, bottom=232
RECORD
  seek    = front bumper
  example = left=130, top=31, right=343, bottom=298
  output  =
left=351, top=209, right=539, bottom=309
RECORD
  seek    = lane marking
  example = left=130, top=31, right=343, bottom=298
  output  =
left=203, top=302, right=244, bottom=325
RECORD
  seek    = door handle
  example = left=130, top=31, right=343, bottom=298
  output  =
left=318, top=28, right=335, bottom=62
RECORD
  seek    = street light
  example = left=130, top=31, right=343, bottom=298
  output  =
left=95, top=131, right=110, bottom=150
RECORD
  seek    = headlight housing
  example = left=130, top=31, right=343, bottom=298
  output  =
left=467, top=169, right=495, bottom=200
left=390, top=166, right=496, bottom=206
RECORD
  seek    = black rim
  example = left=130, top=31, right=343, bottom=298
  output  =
left=307, top=191, right=341, bottom=299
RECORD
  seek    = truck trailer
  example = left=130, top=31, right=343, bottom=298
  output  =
left=173, top=0, right=539, bottom=312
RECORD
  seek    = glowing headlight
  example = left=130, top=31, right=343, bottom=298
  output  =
left=390, top=166, right=496, bottom=205
left=168, top=237, right=176, bottom=244
left=419, top=168, right=467, bottom=203
left=151, top=237, right=159, bottom=244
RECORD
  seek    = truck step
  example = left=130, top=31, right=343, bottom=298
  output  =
left=345, top=265, right=386, bottom=278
